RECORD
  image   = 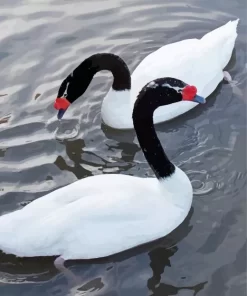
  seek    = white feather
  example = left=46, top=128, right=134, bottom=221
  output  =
left=0, top=167, right=192, bottom=259
left=101, top=19, right=239, bottom=129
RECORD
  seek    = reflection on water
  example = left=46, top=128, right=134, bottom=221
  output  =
left=0, top=0, right=246, bottom=295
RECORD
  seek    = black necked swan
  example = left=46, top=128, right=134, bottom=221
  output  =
left=54, top=19, right=238, bottom=129
left=0, top=78, right=205, bottom=279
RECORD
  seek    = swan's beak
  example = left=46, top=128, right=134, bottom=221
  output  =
left=57, top=108, right=67, bottom=120
left=193, top=95, right=206, bottom=104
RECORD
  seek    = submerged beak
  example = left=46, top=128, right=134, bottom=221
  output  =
left=57, top=108, right=67, bottom=120
left=193, top=95, right=206, bottom=104
left=54, top=97, right=71, bottom=120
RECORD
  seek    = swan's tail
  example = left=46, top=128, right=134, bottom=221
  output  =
left=200, top=19, right=239, bottom=69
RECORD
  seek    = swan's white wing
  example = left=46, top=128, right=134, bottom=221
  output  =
left=130, top=38, right=200, bottom=105
left=0, top=174, right=185, bottom=259
left=131, top=19, right=239, bottom=106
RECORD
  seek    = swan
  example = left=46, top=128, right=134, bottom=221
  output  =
left=54, top=19, right=239, bottom=129
left=0, top=78, right=205, bottom=272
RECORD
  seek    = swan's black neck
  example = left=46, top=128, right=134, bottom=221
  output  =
left=57, top=53, right=131, bottom=103
left=133, top=78, right=186, bottom=179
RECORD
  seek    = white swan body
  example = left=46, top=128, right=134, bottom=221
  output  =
left=0, top=170, right=192, bottom=259
left=102, top=19, right=239, bottom=129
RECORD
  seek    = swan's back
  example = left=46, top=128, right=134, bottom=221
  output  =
left=0, top=173, right=191, bottom=259
left=130, top=38, right=200, bottom=106
left=130, top=20, right=239, bottom=111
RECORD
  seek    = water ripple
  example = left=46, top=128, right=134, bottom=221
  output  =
left=0, top=0, right=246, bottom=295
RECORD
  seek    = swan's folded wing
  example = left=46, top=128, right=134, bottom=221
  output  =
left=22, top=185, right=181, bottom=259
left=5, top=175, right=184, bottom=258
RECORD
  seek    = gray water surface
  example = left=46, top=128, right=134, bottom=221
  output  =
left=0, top=0, right=246, bottom=295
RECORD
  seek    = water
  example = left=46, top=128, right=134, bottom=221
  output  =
left=0, top=0, right=246, bottom=295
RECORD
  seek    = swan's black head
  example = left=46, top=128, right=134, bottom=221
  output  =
left=54, top=75, right=91, bottom=120
left=54, top=59, right=97, bottom=119
left=133, top=77, right=205, bottom=120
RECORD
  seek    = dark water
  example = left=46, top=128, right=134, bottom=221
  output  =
left=0, top=0, right=246, bottom=295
